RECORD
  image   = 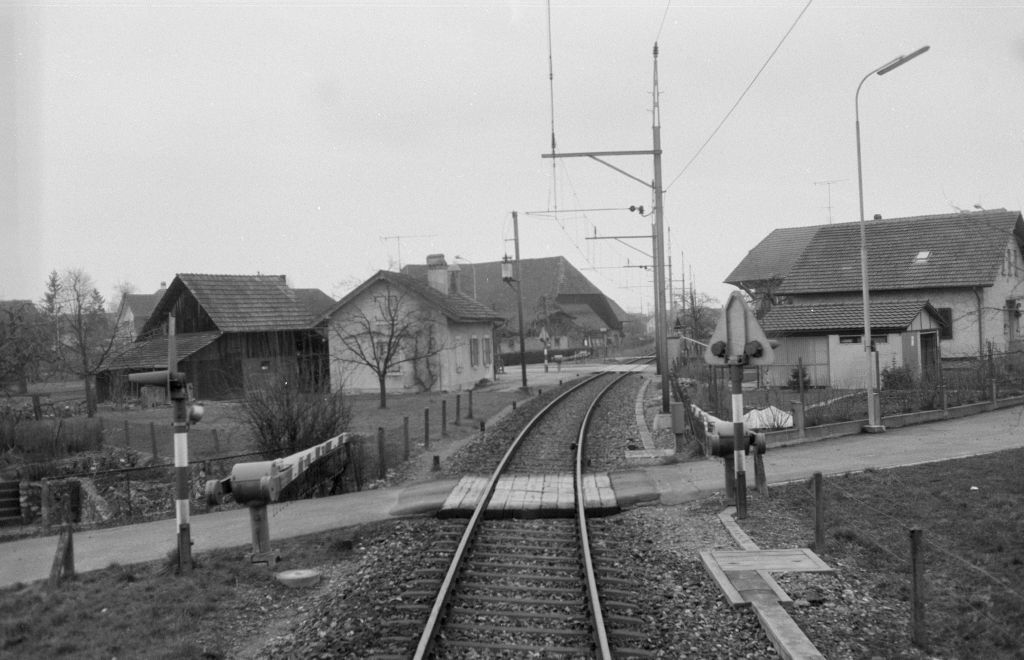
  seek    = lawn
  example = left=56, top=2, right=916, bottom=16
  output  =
left=736, top=447, right=1024, bottom=659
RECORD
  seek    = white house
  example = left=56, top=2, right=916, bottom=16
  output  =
left=726, top=209, right=1024, bottom=386
left=325, top=256, right=502, bottom=396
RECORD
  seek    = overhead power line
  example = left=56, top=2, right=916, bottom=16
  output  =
left=664, top=0, right=813, bottom=192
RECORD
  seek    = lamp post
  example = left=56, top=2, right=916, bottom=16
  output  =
left=856, top=45, right=929, bottom=432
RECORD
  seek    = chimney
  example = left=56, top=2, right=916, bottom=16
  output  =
left=873, top=213, right=882, bottom=220
left=426, top=254, right=448, bottom=293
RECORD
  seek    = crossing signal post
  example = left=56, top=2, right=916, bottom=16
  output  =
left=128, top=315, right=202, bottom=573
left=705, top=292, right=774, bottom=519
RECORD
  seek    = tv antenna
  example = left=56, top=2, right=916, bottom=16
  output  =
left=813, top=179, right=847, bottom=224
left=811, top=180, right=843, bottom=224
left=379, top=234, right=436, bottom=270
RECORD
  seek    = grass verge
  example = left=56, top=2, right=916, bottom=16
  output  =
left=736, top=447, right=1024, bottom=659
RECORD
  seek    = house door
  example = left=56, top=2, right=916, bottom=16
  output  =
left=920, top=332, right=939, bottom=383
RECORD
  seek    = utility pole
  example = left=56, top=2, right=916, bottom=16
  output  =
left=501, top=212, right=529, bottom=390
left=542, top=43, right=670, bottom=413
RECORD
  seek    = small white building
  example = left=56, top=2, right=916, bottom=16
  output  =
left=325, top=256, right=502, bottom=398
left=760, top=300, right=946, bottom=389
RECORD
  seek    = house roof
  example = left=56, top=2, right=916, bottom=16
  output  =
left=401, top=256, right=626, bottom=331
left=766, top=210, right=1024, bottom=295
left=142, top=274, right=330, bottom=335
left=293, top=288, right=336, bottom=319
left=105, top=331, right=221, bottom=370
left=324, top=270, right=504, bottom=325
left=761, top=300, right=944, bottom=335
left=725, top=225, right=822, bottom=286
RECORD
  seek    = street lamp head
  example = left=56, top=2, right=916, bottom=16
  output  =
left=501, top=254, right=514, bottom=284
left=876, top=45, right=930, bottom=76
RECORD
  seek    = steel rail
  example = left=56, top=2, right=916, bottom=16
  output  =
left=412, top=372, right=607, bottom=659
left=576, top=370, right=638, bottom=660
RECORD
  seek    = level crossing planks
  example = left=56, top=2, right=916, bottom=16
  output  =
left=439, top=472, right=619, bottom=518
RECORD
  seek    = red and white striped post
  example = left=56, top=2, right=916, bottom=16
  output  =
left=127, top=313, right=197, bottom=574
left=168, top=317, right=193, bottom=573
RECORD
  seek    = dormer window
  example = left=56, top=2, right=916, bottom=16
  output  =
left=913, top=250, right=930, bottom=265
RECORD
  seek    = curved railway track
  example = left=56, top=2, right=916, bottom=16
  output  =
left=402, top=365, right=656, bottom=659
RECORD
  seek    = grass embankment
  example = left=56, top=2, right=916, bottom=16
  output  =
left=738, top=447, right=1024, bottom=659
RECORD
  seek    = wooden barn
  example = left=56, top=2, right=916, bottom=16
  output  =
left=98, top=274, right=333, bottom=401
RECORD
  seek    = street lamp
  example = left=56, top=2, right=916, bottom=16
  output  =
left=856, top=45, right=929, bottom=432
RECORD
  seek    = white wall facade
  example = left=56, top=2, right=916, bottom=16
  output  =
left=328, top=281, right=495, bottom=395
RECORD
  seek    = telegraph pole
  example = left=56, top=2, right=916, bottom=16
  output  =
left=541, top=43, right=670, bottom=413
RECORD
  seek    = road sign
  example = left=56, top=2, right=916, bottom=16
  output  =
left=705, top=291, right=775, bottom=366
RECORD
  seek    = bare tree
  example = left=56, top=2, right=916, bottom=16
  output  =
left=239, top=377, right=351, bottom=458
left=331, top=283, right=448, bottom=408
left=683, top=289, right=720, bottom=344
left=45, top=268, right=125, bottom=417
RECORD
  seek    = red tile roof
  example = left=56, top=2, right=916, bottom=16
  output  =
left=761, top=300, right=943, bottom=335
left=774, top=210, right=1024, bottom=295
left=324, top=271, right=504, bottom=324
left=106, top=331, right=221, bottom=370
left=142, top=274, right=330, bottom=334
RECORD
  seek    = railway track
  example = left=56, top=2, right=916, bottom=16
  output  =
left=366, top=365, right=656, bottom=659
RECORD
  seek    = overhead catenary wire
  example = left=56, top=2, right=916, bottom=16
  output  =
left=664, top=0, right=813, bottom=192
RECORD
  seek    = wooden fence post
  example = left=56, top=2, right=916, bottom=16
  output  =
left=123, top=420, right=130, bottom=448
left=910, top=528, right=926, bottom=648
left=423, top=408, right=430, bottom=450
left=403, top=416, right=410, bottom=461
left=377, top=427, right=386, bottom=480
left=149, top=422, right=159, bottom=462
left=467, top=390, right=473, bottom=419
left=41, top=478, right=50, bottom=534
left=813, top=472, right=825, bottom=552
left=48, top=523, right=75, bottom=588
left=455, top=395, right=461, bottom=426
left=212, top=428, right=221, bottom=455
left=441, top=400, right=448, bottom=437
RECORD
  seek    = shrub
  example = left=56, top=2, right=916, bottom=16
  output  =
left=787, top=365, right=810, bottom=390
left=881, top=364, right=916, bottom=390
left=238, top=379, right=351, bottom=458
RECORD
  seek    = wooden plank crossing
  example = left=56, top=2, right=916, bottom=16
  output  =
left=439, top=472, right=619, bottom=518
left=713, top=549, right=834, bottom=573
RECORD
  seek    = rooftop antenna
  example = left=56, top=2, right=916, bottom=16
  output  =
left=814, top=179, right=847, bottom=224
left=379, top=234, right=436, bottom=270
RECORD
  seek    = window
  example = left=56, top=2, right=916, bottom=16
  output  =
left=469, top=337, right=480, bottom=367
left=913, top=250, right=930, bottom=265
left=839, top=335, right=861, bottom=344
left=482, top=337, right=492, bottom=366
left=935, top=307, right=953, bottom=340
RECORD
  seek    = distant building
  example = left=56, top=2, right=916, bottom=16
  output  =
left=401, top=255, right=627, bottom=356
left=99, top=274, right=333, bottom=401
left=324, top=256, right=502, bottom=395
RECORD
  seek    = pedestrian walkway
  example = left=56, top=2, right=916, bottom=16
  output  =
left=2, top=379, right=1022, bottom=589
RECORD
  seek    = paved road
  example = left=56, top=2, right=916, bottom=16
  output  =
left=2, top=373, right=1021, bottom=589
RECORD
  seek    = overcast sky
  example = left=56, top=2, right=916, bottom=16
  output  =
left=2, top=1, right=1023, bottom=314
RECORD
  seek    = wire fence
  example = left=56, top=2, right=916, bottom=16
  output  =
left=673, top=348, right=1024, bottom=425
left=806, top=470, right=1024, bottom=656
